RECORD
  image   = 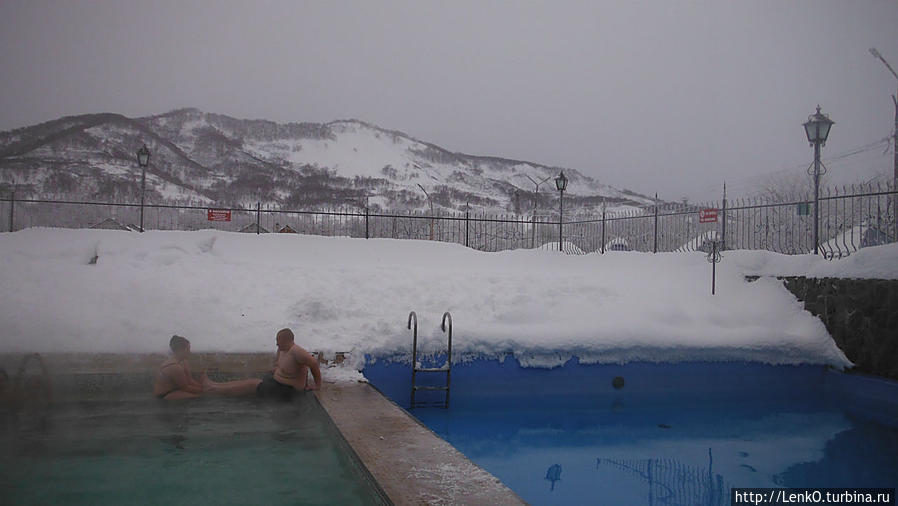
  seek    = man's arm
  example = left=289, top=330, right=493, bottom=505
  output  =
left=295, top=347, right=322, bottom=391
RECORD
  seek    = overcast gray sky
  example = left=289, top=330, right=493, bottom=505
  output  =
left=2, top=0, right=897, bottom=201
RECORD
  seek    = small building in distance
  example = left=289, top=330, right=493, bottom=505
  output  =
left=276, top=224, right=297, bottom=234
left=90, top=218, right=131, bottom=231
left=604, top=237, right=631, bottom=252
left=239, top=223, right=269, bottom=234
left=861, top=226, right=891, bottom=248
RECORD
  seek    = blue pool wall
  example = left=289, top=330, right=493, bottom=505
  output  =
left=362, top=356, right=898, bottom=427
left=822, top=369, right=898, bottom=427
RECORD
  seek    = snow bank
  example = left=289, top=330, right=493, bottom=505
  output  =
left=728, top=242, right=898, bottom=280
left=0, top=228, right=862, bottom=369
left=321, top=365, right=368, bottom=384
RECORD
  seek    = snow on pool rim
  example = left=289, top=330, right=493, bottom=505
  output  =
left=1, top=228, right=883, bottom=369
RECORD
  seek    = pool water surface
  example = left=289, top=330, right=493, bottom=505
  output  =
left=1, top=392, right=388, bottom=506
left=364, top=359, right=898, bottom=506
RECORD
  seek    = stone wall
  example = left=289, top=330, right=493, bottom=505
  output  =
left=778, top=277, right=898, bottom=381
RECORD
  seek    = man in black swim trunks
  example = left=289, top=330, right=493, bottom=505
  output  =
left=256, top=328, right=321, bottom=399
left=256, top=373, right=297, bottom=399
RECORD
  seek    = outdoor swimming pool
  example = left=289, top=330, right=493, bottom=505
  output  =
left=364, top=359, right=898, bottom=505
left=0, top=385, right=388, bottom=506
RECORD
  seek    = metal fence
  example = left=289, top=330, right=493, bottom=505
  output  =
left=564, top=180, right=897, bottom=258
left=0, top=195, right=567, bottom=253
left=1, top=181, right=895, bottom=258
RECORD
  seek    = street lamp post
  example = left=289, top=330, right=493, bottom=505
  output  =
left=416, top=183, right=434, bottom=240
left=870, top=48, right=898, bottom=242
left=555, top=171, right=568, bottom=252
left=803, top=106, right=834, bottom=255
left=524, top=174, right=552, bottom=213
left=870, top=48, right=898, bottom=183
left=136, top=144, right=150, bottom=233
left=524, top=174, right=552, bottom=248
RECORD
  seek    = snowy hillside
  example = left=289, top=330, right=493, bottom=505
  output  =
left=0, top=228, right=860, bottom=369
left=0, top=109, right=654, bottom=215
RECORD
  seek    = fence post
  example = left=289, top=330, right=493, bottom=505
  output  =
left=256, top=201, right=261, bottom=235
left=707, top=240, right=721, bottom=295
left=888, top=178, right=898, bottom=242
left=365, top=206, right=370, bottom=239
left=8, top=185, right=14, bottom=233
left=465, top=210, right=469, bottom=247
left=601, top=207, right=606, bottom=254
left=528, top=214, right=533, bottom=249
left=720, top=183, right=728, bottom=251
left=653, top=193, right=659, bottom=253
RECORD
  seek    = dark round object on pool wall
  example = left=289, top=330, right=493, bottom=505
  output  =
left=611, top=376, right=625, bottom=389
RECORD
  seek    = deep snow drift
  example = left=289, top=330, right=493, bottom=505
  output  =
left=1, top=228, right=888, bottom=368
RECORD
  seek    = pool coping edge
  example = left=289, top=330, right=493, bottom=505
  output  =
left=315, top=380, right=527, bottom=505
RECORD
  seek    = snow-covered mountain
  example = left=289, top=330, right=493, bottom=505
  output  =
left=0, top=108, right=655, bottom=215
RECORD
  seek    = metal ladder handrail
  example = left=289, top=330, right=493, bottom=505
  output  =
left=409, top=311, right=418, bottom=408
left=408, top=310, right=453, bottom=409
left=441, top=311, right=452, bottom=408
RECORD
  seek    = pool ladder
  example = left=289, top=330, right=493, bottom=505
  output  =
left=408, top=311, right=452, bottom=409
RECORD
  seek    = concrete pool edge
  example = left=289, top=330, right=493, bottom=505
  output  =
left=315, top=380, right=527, bottom=505
left=309, top=390, right=395, bottom=506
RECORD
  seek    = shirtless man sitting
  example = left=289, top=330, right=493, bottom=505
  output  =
left=255, top=328, right=322, bottom=399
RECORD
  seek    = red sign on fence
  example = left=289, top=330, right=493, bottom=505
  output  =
left=699, top=208, right=718, bottom=223
left=207, top=209, right=232, bottom=222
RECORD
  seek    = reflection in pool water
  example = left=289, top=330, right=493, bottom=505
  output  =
left=545, top=463, right=562, bottom=491
left=596, top=453, right=727, bottom=505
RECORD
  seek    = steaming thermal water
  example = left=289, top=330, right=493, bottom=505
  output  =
left=0, top=394, right=386, bottom=506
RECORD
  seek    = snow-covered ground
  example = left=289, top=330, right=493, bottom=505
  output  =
left=2, top=228, right=892, bottom=368
left=729, top=243, right=898, bottom=280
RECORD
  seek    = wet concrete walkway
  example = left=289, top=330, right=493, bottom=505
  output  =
left=316, top=380, right=526, bottom=506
